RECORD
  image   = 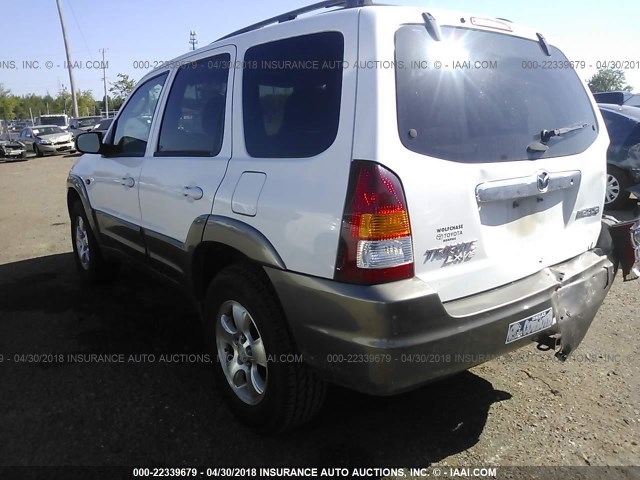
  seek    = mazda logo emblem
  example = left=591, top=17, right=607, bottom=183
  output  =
left=537, top=171, right=550, bottom=192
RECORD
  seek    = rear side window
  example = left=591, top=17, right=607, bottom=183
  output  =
left=157, top=54, right=231, bottom=157
left=243, top=32, right=344, bottom=158
left=395, top=26, right=598, bottom=163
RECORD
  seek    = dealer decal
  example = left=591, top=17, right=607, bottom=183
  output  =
left=435, top=224, right=464, bottom=243
left=505, top=308, right=555, bottom=344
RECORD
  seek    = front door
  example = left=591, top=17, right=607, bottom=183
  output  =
left=86, top=72, right=169, bottom=255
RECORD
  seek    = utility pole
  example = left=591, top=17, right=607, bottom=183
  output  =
left=189, top=31, right=198, bottom=51
left=55, top=0, right=79, bottom=119
left=61, top=84, right=69, bottom=116
left=100, top=48, right=109, bottom=118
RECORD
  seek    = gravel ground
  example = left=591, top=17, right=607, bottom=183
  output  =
left=0, top=155, right=638, bottom=472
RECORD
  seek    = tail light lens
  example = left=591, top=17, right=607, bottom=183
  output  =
left=335, top=161, right=414, bottom=284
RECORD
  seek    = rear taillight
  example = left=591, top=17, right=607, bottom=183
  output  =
left=335, top=161, right=414, bottom=284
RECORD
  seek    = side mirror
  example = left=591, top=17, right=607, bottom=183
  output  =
left=76, top=131, right=103, bottom=154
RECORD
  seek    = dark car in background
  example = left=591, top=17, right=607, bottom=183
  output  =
left=91, top=118, right=113, bottom=135
left=69, top=116, right=104, bottom=137
left=594, top=91, right=640, bottom=108
left=599, top=104, right=640, bottom=209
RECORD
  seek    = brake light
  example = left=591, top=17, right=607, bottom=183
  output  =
left=335, top=161, right=414, bottom=284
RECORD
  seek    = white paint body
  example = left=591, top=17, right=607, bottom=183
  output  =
left=71, top=5, right=607, bottom=302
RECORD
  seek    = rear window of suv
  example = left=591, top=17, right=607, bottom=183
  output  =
left=395, top=26, right=598, bottom=163
left=243, top=32, right=344, bottom=158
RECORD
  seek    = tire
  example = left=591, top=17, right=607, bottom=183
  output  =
left=34, top=144, right=43, bottom=157
left=70, top=200, right=119, bottom=284
left=605, top=166, right=630, bottom=210
left=204, top=264, right=326, bottom=433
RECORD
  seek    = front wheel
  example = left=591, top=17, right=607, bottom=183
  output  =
left=34, top=144, right=43, bottom=157
left=605, top=166, right=630, bottom=210
left=70, top=200, right=119, bottom=284
left=204, top=264, right=326, bottom=432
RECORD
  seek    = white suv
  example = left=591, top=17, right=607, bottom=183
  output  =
left=68, top=0, right=639, bottom=432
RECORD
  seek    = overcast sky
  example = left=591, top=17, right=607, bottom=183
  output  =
left=1, top=0, right=638, bottom=98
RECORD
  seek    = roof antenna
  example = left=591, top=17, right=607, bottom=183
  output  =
left=422, top=12, right=442, bottom=41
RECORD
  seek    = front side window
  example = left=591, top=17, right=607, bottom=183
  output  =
left=243, top=32, right=344, bottom=158
left=157, top=54, right=230, bottom=157
left=395, top=26, right=598, bottom=163
left=111, top=73, right=168, bottom=156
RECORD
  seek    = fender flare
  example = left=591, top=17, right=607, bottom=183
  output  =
left=67, top=173, right=99, bottom=234
left=194, top=215, right=286, bottom=270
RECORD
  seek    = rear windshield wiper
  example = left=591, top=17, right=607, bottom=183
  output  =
left=540, top=123, right=589, bottom=143
left=527, top=123, right=589, bottom=153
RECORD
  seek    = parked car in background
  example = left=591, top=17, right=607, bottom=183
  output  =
left=0, top=134, right=27, bottom=161
left=17, top=125, right=75, bottom=157
left=9, top=121, right=29, bottom=133
left=594, top=91, right=640, bottom=108
left=69, top=116, right=104, bottom=137
left=90, top=118, right=113, bottom=135
left=599, top=104, right=640, bottom=209
left=37, top=114, right=69, bottom=131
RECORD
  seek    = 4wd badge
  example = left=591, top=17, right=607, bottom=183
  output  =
left=423, top=240, right=478, bottom=267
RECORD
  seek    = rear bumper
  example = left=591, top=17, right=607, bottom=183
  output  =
left=267, top=250, right=614, bottom=395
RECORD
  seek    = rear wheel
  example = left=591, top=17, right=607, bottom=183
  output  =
left=605, top=166, right=630, bottom=210
left=70, top=200, right=119, bottom=284
left=204, top=264, right=326, bottom=432
left=34, top=144, right=43, bottom=157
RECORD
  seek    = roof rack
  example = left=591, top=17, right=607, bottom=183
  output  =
left=216, top=0, right=373, bottom=42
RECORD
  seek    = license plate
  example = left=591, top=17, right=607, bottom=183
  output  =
left=58, top=146, right=70, bottom=151
left=505, top=308, right=555, bottom=344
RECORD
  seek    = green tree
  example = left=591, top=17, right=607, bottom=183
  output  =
left=109, top=73, right=136, bottom=103
left=76, top=90, right=97, bottom=117
left=588, top=68, right=633, bottom=93
left=0, top=84, right=18, bottom=124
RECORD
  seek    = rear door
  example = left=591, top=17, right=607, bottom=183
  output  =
left=377, top=17, right=608, bottom=302
left=138, top=47, right=235, bottom=276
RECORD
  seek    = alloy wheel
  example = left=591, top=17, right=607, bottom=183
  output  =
left=215, top=300, right=268, bottom=405
left=75, top=216, right=91, bottom=270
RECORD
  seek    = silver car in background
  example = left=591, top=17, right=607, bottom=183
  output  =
left=17, top=125, right=75, bottom=157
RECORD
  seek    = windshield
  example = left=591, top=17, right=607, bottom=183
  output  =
left=33, top=127, right=64, bottom=136
left=395, top=26, right=598, bottom=163
left=77, top=117, right=102, bottom=128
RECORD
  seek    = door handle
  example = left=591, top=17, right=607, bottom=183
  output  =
left=120, top=177, right=135, bottom=188
left=182, top=186, right=203, bottom=200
